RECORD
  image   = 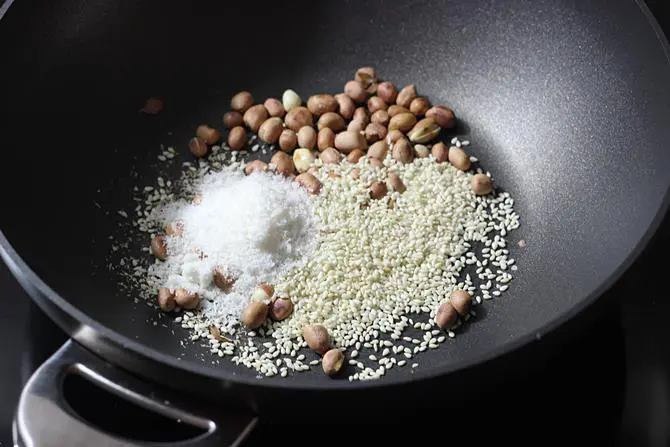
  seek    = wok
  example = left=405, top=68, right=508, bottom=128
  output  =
left=1, top=0, right=669, bottom=445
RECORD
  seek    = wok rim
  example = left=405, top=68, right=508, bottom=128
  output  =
left=0, top=0, right=668, bottom=392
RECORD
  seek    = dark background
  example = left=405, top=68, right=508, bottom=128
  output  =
left=1, top=0, right=669, bottom=446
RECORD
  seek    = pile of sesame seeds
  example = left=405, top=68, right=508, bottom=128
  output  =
left=235, top=146, right=519, bottom=381
left=112, top=133, right=520, bottom=382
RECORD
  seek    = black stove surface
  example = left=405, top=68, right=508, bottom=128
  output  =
left=1, top=2, right=669, bottom=446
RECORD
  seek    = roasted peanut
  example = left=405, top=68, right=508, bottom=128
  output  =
left=471, top=173, right=493, bottom=195
left=396, top=84, right=417, bottom=108
left=371, top=109, right=390, bottom=126
left=297, top=126, right=317, bottom=150
left=150, top=235, right=168, bottom=260
left=278, top=129, right=298, bottom=152
left=295, top=172, right=322, bottom=195
left=353, top=107, right=369, bottom=126
left=388, top=105, right=410, bottom=117
left=365, top=123, right=387, bottom=144
left=344, top=80, right=367, bottom=103
left=174, top=288, right=199, bottom=310
left=387, top=173, right=406, bottom=193
left=243, top=104, right=269, bottom=132
left=264, top=98, right=286, bottom=118
left=188, top=137, right=208, bottom=157
left=270, top=297, right=294, bottom=321
left=317, top=112, right=346, bottom=133
left=322, top=348, right=344, bottom=377
left=335, top=93, right=355, bottom=120
left=302, top=324, right=331, bottom=354
left=407, top=118, right=440, bottom=144
left=355, top=66, right=376, bottom=87
left=376, top=81, right=398, bottom=104
left=227, top=126, right=247, bottom=151
left=307, top=94, right=338, bottom=116
left=391, top=138, right=413, bottom=164
left=157, top=287, right=176, bottom=312
left=213, top=267, right=236, bottom=292
left=320, top=147, right=341, bottom=165
left=258, top=117, right=283, bottom=144
left=334, top=130, right=368, bottom=153
left=368, top=140, right=388, bottom=160
left=196, top=125, right=221, bottom=145
left=431, top=142, right=449, bottom=163
left=448, top=146, right=471, bottom=171
left=369, top=181, right=388, bottom=200
left=231, top=91, right=253, bottom=113
left=367, top=96, right=387, bottom=114
left=450, top=289, right=472, bottom=316
left=241, top=301, right=269, bottom=329
left=347, top=149, right=365, bottom=163
left=409, top=97, right=430, bottom=116
left=317, top=128, right=335, bottom=151
left=244, top=159, right=269, bottom=175
left=435, top=302, right=458, bottom=329
left=284, top=106, right=313, bottom=132
left=388, top=112, right=417, bottom=133
left=271, top=151, right=295, bottom=176
left=426, top=105, right=456, bottom=128
left=223, top=111, right=243, bottom=129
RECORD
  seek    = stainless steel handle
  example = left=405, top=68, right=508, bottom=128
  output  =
left=14, top=340, right=258, bottom=447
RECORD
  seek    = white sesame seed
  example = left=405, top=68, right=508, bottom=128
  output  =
left=122, top=132, right=521, bottom=383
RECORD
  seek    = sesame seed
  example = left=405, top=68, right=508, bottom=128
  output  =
left=118, top=128, right=521, bottom=382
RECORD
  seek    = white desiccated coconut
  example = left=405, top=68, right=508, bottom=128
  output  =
left=146, top=170, right=318, bottom=334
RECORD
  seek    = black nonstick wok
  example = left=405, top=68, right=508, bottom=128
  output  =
left=1, top=0, right=669, bottom=445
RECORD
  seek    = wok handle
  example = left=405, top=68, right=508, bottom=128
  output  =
left=14, top=340, right=258, bottom=447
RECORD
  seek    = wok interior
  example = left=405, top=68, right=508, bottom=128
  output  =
left=1, top=0, right=669, bottom=384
